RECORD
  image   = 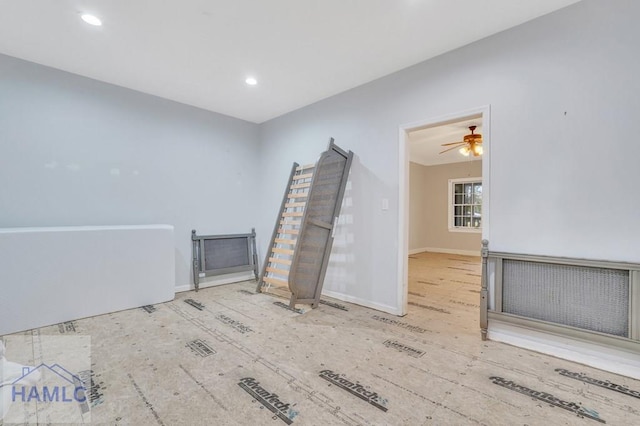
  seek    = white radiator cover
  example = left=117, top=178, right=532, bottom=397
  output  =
left=0, top=225, right=175, bottom=336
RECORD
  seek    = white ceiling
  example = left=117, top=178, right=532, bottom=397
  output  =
left=0, top=0, right=581, bottom=123
left=409, top=116, right=483, bottom=167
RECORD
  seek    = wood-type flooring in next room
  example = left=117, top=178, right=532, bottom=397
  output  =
left=1, top=252, right=639, bottom=425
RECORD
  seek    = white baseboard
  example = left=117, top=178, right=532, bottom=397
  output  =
left=321, top=289, right=403, bottom=316
left=488, top=320, right=640, bottom=380
left=409, top=247, right=479, bottom=256
left=175, top=272, right=256, bottom=293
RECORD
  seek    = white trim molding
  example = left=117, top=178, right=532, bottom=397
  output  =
left=176, top=272, right=255, bottom=293
left=489, top=319, right=640, bottom=380
left=398, top=105, right=491, bottom=317
left=322, top=289, right=403, bottom=316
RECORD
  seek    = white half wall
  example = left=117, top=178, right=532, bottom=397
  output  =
left=0, top=225, right=175, bottom=336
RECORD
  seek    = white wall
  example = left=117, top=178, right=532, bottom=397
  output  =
left=0, top=54, right=260, bottom=289
left=409, top=161, right=482, bottom=254
left=258, top=0, right=640, bottom=313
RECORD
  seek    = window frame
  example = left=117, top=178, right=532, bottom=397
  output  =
left=448, top=177, right=482, bottom=233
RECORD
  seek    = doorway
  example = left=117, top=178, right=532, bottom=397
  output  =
left=397, top=106, right=490, bottom=317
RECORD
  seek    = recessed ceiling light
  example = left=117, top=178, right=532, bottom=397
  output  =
left=81, top=14, right=102, bottom=26
left=245, top=77, right=257, bottom=86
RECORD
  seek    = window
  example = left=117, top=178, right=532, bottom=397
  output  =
left=449, top=178, right=482, bottom=232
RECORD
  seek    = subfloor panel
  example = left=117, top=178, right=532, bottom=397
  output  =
left=1, top=252, right=638, bottom=425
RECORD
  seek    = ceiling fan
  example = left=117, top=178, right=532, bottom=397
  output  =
left=439, top=125, right=483, bottom=157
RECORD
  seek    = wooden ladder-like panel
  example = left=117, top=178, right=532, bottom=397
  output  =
left=288, top=140, right=353, bottom=308
left=257, top=140, right=353, bottom=310
left=256, top=163, right=315, bottom=298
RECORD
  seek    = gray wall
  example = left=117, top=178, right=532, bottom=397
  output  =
left=409, top=162, right=428, bottom=252
left=2, top=0, right=638, bottom=313
left=258, top=0, right=640, bottom=313
left=410, top=161, right=482, bottom=254
left=0, top=54, right=260, bottom=288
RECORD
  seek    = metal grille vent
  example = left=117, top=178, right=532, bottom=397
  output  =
left=192, top=229, right=258, bottom=291
left=502, top=259, right=629, bottom=337
left=204, top=238, right=250, bottom=270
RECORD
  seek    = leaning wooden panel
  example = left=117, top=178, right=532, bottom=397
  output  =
left=288, top=140, right=353, bottom=308
left=256, top=163, right=300, bottom=293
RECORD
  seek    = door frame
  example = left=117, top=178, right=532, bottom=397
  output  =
left=397, top=105, right=491, bottom=315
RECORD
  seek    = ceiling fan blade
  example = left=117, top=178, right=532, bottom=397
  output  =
left=440, top=141, right=465, bottom=146
left=439, top=145, right=465, bottom=154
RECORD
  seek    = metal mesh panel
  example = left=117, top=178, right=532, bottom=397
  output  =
left=290, top=148, right=348, bottom=301
left=204, top=238, right=249, bottom=271
left=293, top=226, right=331, bottom=299
left=306, top=153, right=345, bottom=223
left=502, top=260, right=629, bottom=337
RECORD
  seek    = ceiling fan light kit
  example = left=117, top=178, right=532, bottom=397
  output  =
left=439, top=125, right=483, bottom=157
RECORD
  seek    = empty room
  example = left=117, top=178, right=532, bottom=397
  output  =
left=1, top=1, right=639, bottom=425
